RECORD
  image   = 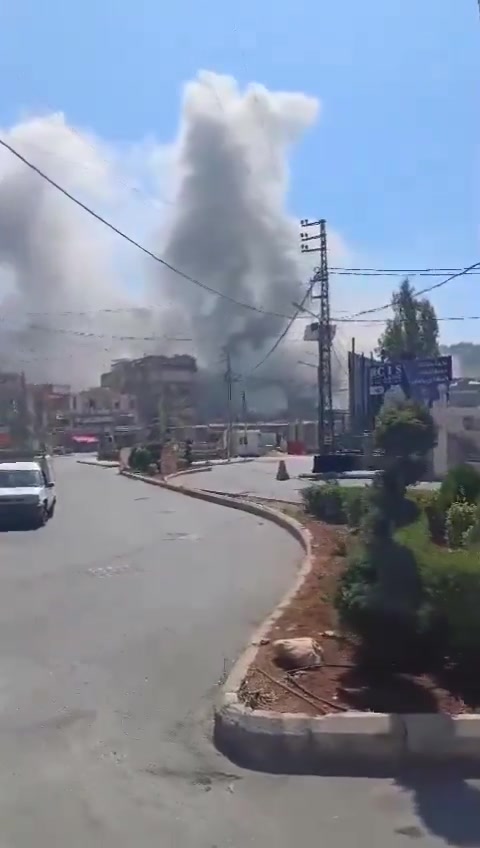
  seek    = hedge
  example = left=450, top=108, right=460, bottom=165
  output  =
left=397, top=515, right=480, bottom=662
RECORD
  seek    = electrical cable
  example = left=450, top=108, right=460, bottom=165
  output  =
left=331, top=314, right=480, bottom=324
left=243, top=279, right=316, bottom=376
left=330, top=267, right=480, bottom=277
left=2, top=138, right=478, bottom=336
left=0, top=137, right=294, bottom=321
left=346, top=260, right=480, bottom=319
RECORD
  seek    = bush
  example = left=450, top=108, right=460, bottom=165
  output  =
left=421, top=548, right=480, bottom=662
left=440, top=464, right=480, bottom=507
left=445, top=500, right=477, bottom=549
left=302, top=484, right=366, bottom=528
left=129, top=446, right=153, bottom=474
left=336, top=536, right=430, bottom=666
left=424, top=493, right=447, bottom=544
left=462, top=515, right=480, bottom=549
left=398, top=515, right=480, bottom=662
left=343, top=488, right=367, bottom=529
left=302, top=483, right=346, bottom=524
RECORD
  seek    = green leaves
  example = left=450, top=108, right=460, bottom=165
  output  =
left=377, top=278, right=440, bottom=360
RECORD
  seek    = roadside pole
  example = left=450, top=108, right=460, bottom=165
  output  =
left=224, top=348, right=233, bottom=462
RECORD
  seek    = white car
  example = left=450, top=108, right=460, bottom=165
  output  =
left=0, top=461, right=56, bottom=527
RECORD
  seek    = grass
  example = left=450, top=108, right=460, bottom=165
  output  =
left=396, top=511, right=479, bottom=571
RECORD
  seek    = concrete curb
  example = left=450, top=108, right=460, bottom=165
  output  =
left=76, top=459, right=119, bottom=468
left=120, top=469, right=480, bottom=774
left=170, top=464, right=213, bottom=478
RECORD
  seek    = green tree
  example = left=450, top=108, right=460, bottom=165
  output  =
left=377, top=278, right=439, bottom=360
left=375, top=399, right=437, bottom=494
left=335, top=400, right=437, bottom=665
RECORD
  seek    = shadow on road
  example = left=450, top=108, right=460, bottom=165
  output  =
left=0, top=521, right=42, bottom=533
left=395, top=770, right=480, bottom=846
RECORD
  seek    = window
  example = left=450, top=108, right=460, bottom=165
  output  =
left=0, top=469, right=43, bottom=488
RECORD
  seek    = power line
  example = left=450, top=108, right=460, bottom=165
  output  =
left=330, top=268, right=480, bottom=277
left=332, top=314, right=480, bottom=325
left=0, top=137, right=293, bottom=321
left=245, top=278, right=316, bottom=375
left=32, top=324, right=191, bottom=342
left=8, top=136, right=175, bottom=210
left=3, top=138, right=478, bottom=333
left=347, top=260, right=480, bottom=319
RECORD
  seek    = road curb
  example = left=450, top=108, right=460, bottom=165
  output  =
left=76, top=459, right=119, bottom=468
left=120, top=469, right=480, bottom=774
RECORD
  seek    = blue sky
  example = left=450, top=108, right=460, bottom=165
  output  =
left=1, top=0, right=479, bottom=345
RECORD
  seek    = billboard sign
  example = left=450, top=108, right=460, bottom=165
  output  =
left=369, top=356, right=452, bottom=397
left=401, top=356, right=452, bottom=387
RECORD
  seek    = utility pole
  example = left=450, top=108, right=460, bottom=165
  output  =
left=223, top=347, right=233, bottom=461
left=300, top=218, right=334, bottom=453
left=241, top=389, right=248, bottom=444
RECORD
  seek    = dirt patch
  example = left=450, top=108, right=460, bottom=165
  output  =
left=241, top=509, right=479, bottom=716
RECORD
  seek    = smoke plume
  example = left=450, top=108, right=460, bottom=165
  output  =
left=0, top=72, right=342, bottom=407
left=150, top=72, right=318, bottom=373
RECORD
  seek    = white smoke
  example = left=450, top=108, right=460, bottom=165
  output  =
left=0, top=72, right=348, bottom=402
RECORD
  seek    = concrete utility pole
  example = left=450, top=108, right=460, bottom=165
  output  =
left=299, top=218, right=334, bottom=453
left=223, top=347, right=234, bottom=461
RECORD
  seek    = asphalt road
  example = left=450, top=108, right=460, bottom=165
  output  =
left=0, top=458, right=477, bottom=847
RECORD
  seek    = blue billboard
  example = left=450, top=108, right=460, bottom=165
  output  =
left=369, top=355, right=452, bottom=404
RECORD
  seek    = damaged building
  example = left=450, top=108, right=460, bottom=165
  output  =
left=100, top=354, right=198, bottom=430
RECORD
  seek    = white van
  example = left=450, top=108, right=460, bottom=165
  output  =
left=0, top=456, right=56, bottom=527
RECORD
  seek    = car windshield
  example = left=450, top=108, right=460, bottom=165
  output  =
left=0, top=470, right=43, bottom=488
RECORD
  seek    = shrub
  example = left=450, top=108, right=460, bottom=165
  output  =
left=445, top=500, right=477, bottom=549
left=302, top=483, right=346, bottom=524
left=462, top=516, right=480, bottom=549
left=129, top=446, right=153, bottom=474
left=302, top=484, right=367, bottom=528
left=398, top=515, right=480, bottom=662
left=336, top=536, right=430, bottom=666
left=420, top=547, right=480, bottom=662
left=440, top=464, right=480, bottom=507
left=374, top=401, right=437, bottom=466
left=343, top=488, right=367, bottom=529
left=424, top=493, right=447, bottom=544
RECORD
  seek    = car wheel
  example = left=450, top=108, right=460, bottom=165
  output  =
left=34, top=505, right=48, bottom=528
left=47, top=500, right=56, bottom=519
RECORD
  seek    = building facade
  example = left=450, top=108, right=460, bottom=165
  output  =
left=101, top=354, right=198, bottom=429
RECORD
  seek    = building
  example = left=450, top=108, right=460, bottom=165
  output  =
left=30, top=384, right=71, bottom=439
left=0, top=372, right=30, bottom=447
left=100, top=354, right=198, bottom=429
left=70, top=387, right=136, bottom=418
left=433, top=380, right=480, bottom=475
